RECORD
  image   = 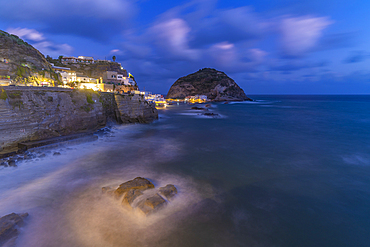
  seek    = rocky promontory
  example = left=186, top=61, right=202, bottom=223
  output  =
left=0, top=87, right=158, bottom=152
left=0, top=30, right=59, bottom=85
left=166, top=68, right=252, bottom=101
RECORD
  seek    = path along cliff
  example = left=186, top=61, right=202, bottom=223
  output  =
left=0, top=87, right=158, bottom=152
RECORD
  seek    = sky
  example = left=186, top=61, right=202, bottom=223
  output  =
left=0, top=0, right=369, bottom=94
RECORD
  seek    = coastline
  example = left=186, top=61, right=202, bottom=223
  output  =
left=0, top=86, right=158, bottom=154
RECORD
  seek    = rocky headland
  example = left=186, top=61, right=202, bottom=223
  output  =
left=0, top=87, right=158, bottom=153
left=166, top=68, right=252, bottom=101
left=0, top=30, right=59, bottom=85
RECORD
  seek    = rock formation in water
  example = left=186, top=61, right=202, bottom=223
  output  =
left=0, top=30, right=59, bottom=85
left=103, top=177, right=178, bottom=216
left=0, top=212, right=28, bottom=246
left=166, top=68, right=252, bottom=101
left=0, top=87, right=158, bottom=152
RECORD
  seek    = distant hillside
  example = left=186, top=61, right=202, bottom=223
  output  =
left=166, top=68, right=252, bottom=101
left=0, top=30, right=59, bottom=84
left=48, top=58, right=137, bottom=88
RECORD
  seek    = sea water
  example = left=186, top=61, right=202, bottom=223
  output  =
left=0, top=95, right=369, bottom=247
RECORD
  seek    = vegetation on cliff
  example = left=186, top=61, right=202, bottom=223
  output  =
left=166, top=68, right=251, bottom=101
left=0, top=30, right=60, bottom=85
left=46, top=56, right=136, bottom=86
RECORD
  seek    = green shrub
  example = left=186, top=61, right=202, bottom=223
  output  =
left=86, top=94, right=94, bottom=104
left=0, top=88, right=7, bottom=100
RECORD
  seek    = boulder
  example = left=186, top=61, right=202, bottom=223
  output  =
left=191, top=106, right=206, bottom=110
left=137, top=194, right=167, bottom=215
left=114, top=177, right=155, bottom=198
left=203, top=112, right=219, bottom=117
left=121, top=189, right=144, bottom=209
left=159, top=184, right=178, bottom=201
left=0, top=213, right=28, bottom=245
left=102, top=186, right=115, bottom=196
left=7, top=159, right=16, bottom=167
left=104, top=178, right=178, bottom=216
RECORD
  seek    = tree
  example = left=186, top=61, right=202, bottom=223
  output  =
left=58, top=55, right=63, bottom=62
left=112, top=56, right=116, bottom=62
left=46, top=55, right=52, bottom=63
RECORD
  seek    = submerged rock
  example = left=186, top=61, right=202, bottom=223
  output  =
left=53, top=152, right=61, bottom=156
left=0, top=213, right=28, bottom=246
left=122, top=189, right=144, bottom=209
left=114, top=177, right=155, bottom=198
left=102, top=186, right=115, bottom=196
left=159, top=184, right=178, bottom=201
left=191, top=106, right=206, bottom=110
left=103, top=178, right=178, bottom=216
left=137, top=194, right=167, bottom=215
left=203, top=112, right=219, bottom=117
left=7, top=159, right=17, bottom=167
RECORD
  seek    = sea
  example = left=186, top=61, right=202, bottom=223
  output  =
left=0, top=95, right=369, bottom=247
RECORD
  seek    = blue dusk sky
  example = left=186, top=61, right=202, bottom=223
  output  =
left=0, top=0, right=369, bottom=94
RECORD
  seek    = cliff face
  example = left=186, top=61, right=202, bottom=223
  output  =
left=65, top=62, right=128, bottom=79
left=0, top=30, right=58, bottom=84
left=0, top=87, right=158, bottom=151
left=115, top=94, right=158, bottom=124
left=166, top=68, right=251, bottom=101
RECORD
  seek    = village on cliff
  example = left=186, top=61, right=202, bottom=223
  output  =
left=0, top=54, right=208, bottom=106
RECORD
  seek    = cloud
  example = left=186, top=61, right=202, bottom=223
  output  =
left=279, top=16, right=333, bottom=57
left=0, top=0, right=137, bottom=41
left=33, top=42, right=73, bottom=57
left=189, top=7, right=267, bottom=48
left=6, top=27, right=73, bottom=57
left=6, top=28, right=45, bottom=42
left=343, top=51, right=369, bottom=63
left=110, top=49, right=123, bottom=55
left=151, top=18, right=199, bottom=60
left=269, top=59, right=328, bottom=72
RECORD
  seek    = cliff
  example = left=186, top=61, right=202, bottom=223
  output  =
left=0, top=87, right=158, bottom=152
left=65, top=62, right=131, bottom=81
left=0, top=30, right=59, bottom=85
left=166, top=68, right=251, bottom=101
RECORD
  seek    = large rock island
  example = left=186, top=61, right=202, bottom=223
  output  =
left=166, top=68, right=252, bottom=101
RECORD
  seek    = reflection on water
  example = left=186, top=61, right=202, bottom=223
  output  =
left=1, top=96, right=370, bottom=246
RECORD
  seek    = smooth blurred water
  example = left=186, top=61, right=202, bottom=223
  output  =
left=1, top=95, right=370, bottom=247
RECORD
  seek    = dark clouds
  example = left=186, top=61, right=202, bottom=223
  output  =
left=0, top=0, right=137, bottom=41
left=343, top=51, right=369, bottom=63
left=1, top=0, right=367, bottom=94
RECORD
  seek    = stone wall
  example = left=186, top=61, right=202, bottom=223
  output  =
left=0, top=87, right=158, bottom=151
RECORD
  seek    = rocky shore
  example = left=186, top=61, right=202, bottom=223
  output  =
left=0, top=86, right=158, bottom=153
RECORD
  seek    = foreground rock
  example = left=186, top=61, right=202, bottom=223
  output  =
left=114, top=177, right=155, bottom=198
left=0, top=213, right=28, bottom=246
left=166, top=68, right=252, bottom=102
left=159, top=184, right=178, bottom=201
left=103, top=177, right=178, bottom=216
